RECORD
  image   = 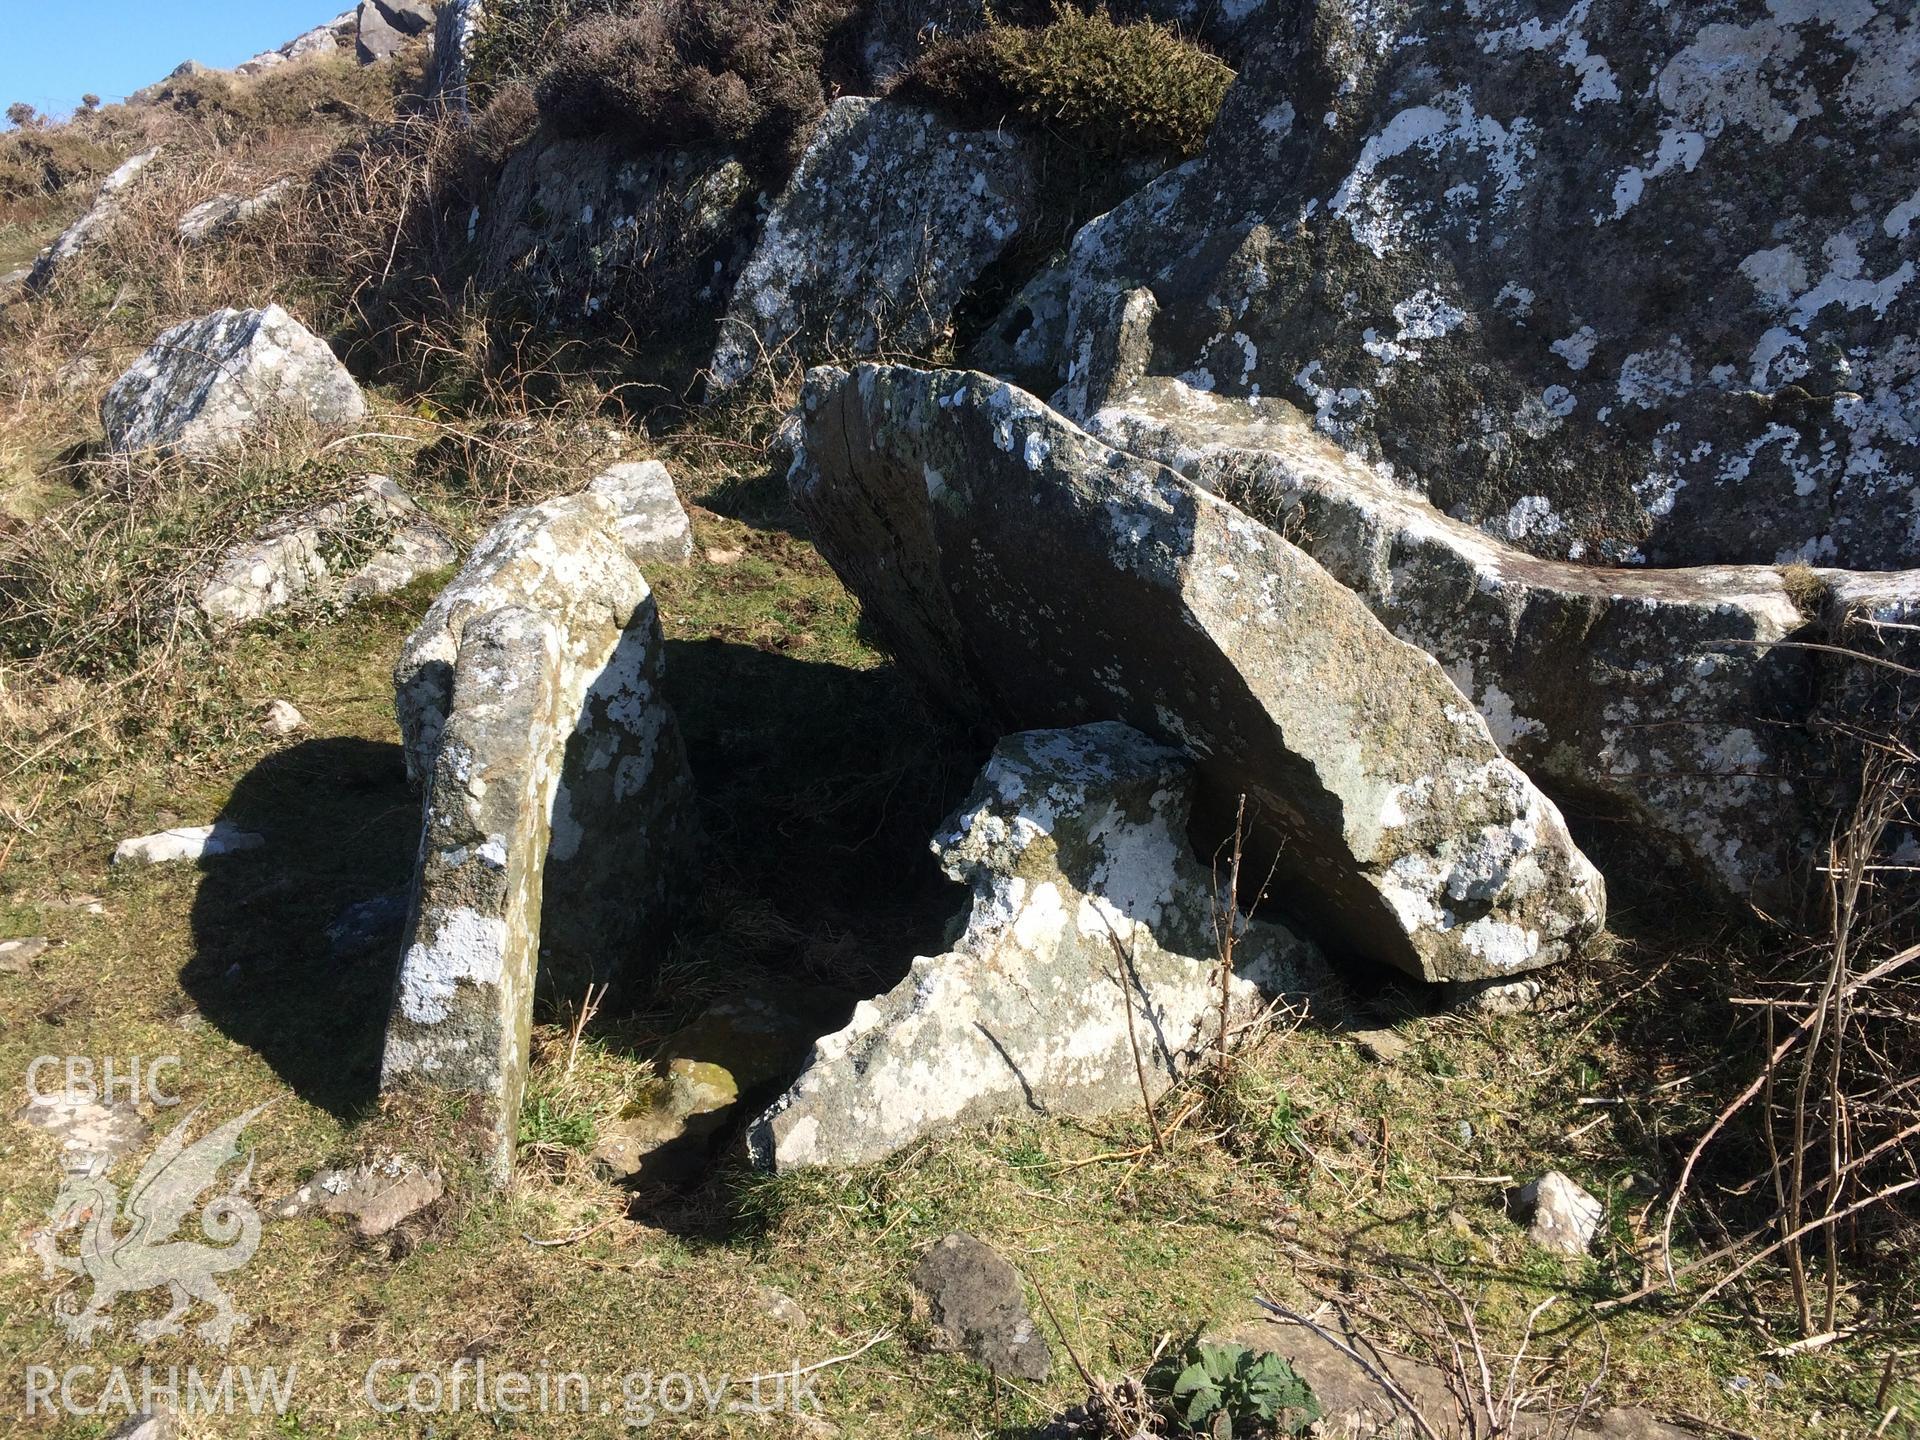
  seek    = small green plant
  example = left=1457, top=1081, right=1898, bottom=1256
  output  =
left=1146, top=1340, right=1320, bottom=1438
left=518, top=1090, right=596, bottom=1152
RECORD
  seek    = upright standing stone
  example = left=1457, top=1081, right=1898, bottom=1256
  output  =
left=385, top=480, right=698, bottom=1180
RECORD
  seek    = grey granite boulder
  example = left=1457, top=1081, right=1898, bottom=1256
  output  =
left=791, top=365, right=1607, bottom=985
left=26, top=149, right=161, bottom=293
left=384, top=479, right=698, bottom=1180
left=102, top=305, right=368, bottom=456
left=708, top=98, right=1035, bottom=394
left=474, top=135, right=755, bottom=337
left=984, top=0, right=1920, bottom=572
left=750, top=723, right=1330, bottom=1171
left=1085, top=377, right=1821, bottom=902
left=196, top=476, right=454, bottom=630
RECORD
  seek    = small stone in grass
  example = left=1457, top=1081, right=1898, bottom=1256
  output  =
left=1513, top=1171, right=1602, bottom=1256
left=113, top=823, right=265, bottom=866
left=260, top=700, right=306, bottom=737
left=0, top=936, right=49, bottom=973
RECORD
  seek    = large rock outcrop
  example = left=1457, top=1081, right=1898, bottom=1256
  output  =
left=383, top=477, right=697, bottom=1180
left=750, top=723, right=1330, bottom=1171
left=426, top=0, right=484, bottom=110
left=983, top=0, right=1920, bottom=572
left=473, top=136, right=755, bottom=347
left=101, top=305, right=368, bottom=456
left=791, top=364, right=1606, bottom=984
left=708, top=99, right=1035, bottom=394
left=1086, top=378, right=1819, bottom=899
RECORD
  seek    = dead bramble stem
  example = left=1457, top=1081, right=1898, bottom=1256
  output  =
left=1101, top=923, right=1166, bottom=1154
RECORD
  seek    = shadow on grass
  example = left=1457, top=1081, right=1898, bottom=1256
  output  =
left=183, top=735, right=419, bottom=1122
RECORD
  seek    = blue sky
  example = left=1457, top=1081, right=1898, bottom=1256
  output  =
left=0, top=0, right=338, bottom=123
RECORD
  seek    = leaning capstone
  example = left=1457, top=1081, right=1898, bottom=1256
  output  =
left=793, top=365, right=1606, bottom=984
left=102, top=305, right=368, bottom=456
left=750, top=723, right=1330, bottom=1171
left=1086, top=377, right=1818, bottom=903
left=194, top=476, right=455, bottom=630
left=25, top=148, right=160, bottom=293
left=707, top=99, right=1034, bottom=394
left=385, top=481, right=698, bottom=1181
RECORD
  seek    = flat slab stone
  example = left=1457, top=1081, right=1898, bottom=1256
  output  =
left=195, top=475, right=455, bottom=630
left=790, top=364, right=1606, bottom=983
left=17, top=1094, right=151, bottom=1174
left=113, top=823, right=264, bottom=866
left=0, top=936, right=49, bottom=973
left=751, top=723, right=1329, bottom=1171
left=26, top=148, right=160, bottom=293
left=273, top=1156, right=443, bottom=1237
left=102, top=304, right=368, bottom=456
left=913, top=1234, right=1051, bottom=1383
left=178, top=177, right=296, bottom=244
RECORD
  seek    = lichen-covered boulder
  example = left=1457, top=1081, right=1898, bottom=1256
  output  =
left=793, top=364, right=1607, bottom=984
left=986, top=0, right=1920, bottom=571
left=1086, top=377, right=1821, bottom=900
left=195, top=476, right=455, bottom=631
left=707, top=99, right=1035, bottom=394
left=385, top=480, right=698, bottom=1180
left=26, top=149, right=160, bottom=293
left=101, top=305, right=368, bottom=456
left=750, top=723, right=1329, bottom=1171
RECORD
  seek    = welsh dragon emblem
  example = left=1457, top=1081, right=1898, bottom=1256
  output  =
left=36, top=1104, right=270, bottom=1346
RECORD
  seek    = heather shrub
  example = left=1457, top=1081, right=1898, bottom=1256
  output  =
left=892, top=6, right=1232, bottom=158
left=469, top=80, right=542, bottom=169
left=532, top=0, right=860, bottom=178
